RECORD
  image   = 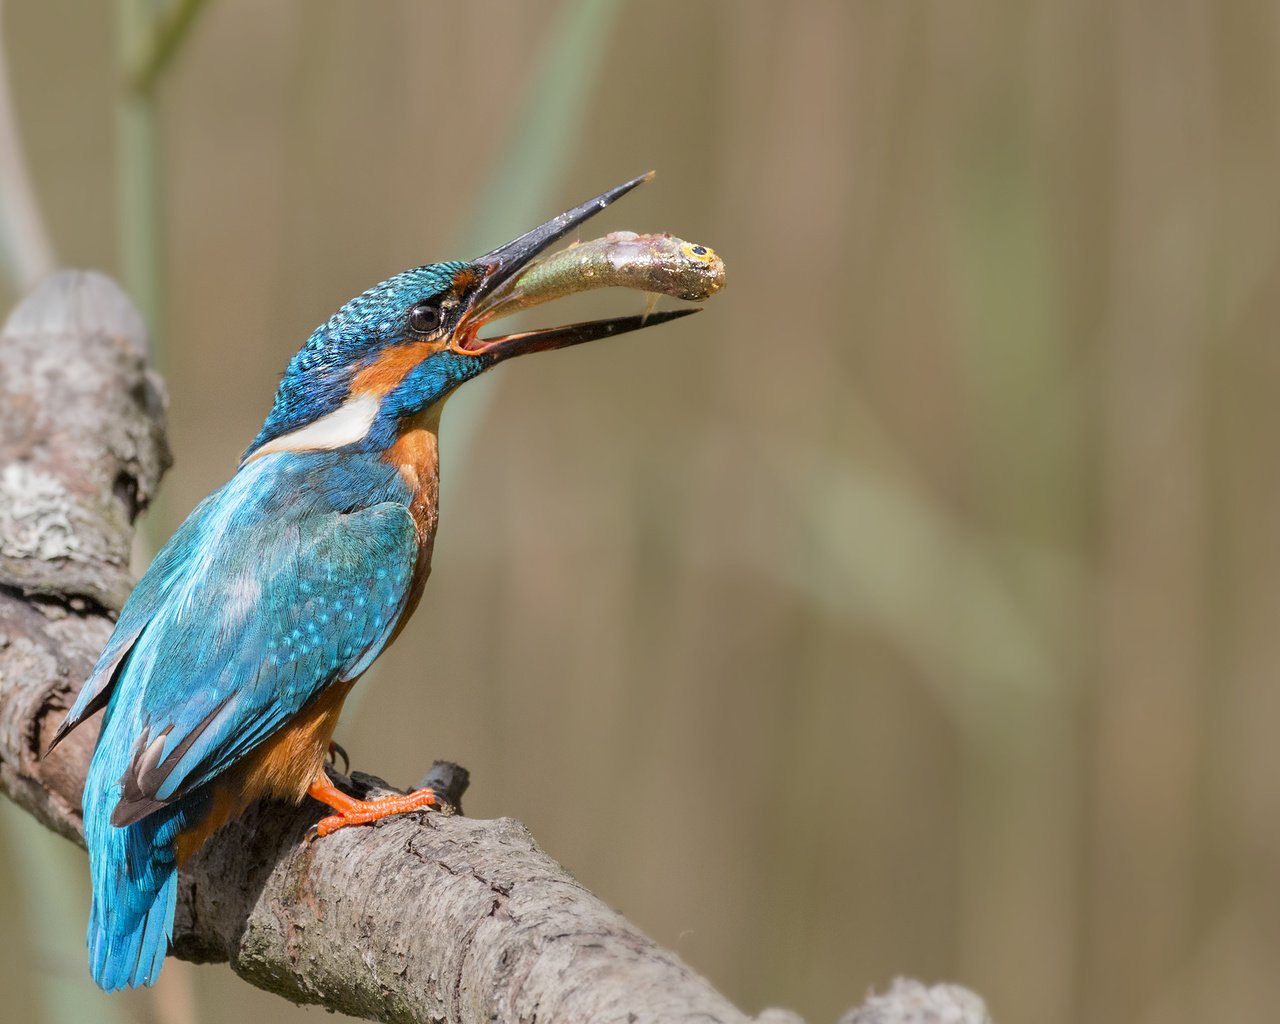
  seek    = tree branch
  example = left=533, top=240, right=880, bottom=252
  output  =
left=0, top=271, right=990, bottom=1024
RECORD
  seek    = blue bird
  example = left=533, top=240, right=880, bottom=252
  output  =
left=47, top=175, right=697, bottom=990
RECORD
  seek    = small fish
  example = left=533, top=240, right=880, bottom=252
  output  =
left=482, top=230, right=725, bottom=321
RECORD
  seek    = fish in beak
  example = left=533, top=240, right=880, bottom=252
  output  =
left=452, top=172, right=701, bottom=360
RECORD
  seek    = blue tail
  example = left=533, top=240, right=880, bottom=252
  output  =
left=83, top=721, right=205, bottom=990
left=87, top=847, right=178, bottom=990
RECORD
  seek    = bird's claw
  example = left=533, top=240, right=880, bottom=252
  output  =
left=307, top=787, right=438, bottom=840
left=326, top=740, right=350, bottom=774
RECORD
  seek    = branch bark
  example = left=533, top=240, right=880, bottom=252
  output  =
left=0, top=271, right=990, bottom=1024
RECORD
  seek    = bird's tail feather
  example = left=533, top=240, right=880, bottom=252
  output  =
left=84, top=743, right=199, bottom=990
left=88, top=861, right=178, bottom=990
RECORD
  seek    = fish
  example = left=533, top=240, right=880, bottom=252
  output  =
left=479, top=230, right=725, bottom=322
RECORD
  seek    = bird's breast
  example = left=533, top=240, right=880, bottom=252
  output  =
left=386, top=421, right=440, bottom=543
left=384, top=408, right=443, bottom=615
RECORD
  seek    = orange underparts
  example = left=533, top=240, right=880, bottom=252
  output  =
left=174, top=786, right=235, bottom=866
left=175, top=685, right=354, bottom=864
left=306, top=774, right=438, bottom=838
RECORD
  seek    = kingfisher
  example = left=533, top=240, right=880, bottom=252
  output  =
left=47, top=174, right=697, bottom=991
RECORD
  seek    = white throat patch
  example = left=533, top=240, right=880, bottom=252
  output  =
left=246, top=393, right=380, bottom=461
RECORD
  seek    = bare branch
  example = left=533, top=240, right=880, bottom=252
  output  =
left=0, top=271, right=989, bottom=1024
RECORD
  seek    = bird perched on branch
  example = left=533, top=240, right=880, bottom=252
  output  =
left=48, top=174, right=701, bottom=991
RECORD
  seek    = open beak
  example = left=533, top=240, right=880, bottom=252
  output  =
left=454, top=172, right=700, bottom=359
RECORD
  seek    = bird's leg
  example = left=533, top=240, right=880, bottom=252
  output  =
left=305, top=773, right=437, bottom=839
left=325, top=740, right=349, bottom=774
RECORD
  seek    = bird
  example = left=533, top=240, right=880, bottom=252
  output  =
left=47, top=173, right=697, bottom=991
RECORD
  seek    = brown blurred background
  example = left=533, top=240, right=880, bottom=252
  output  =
left=3, top=1, right=1279, bottom=1022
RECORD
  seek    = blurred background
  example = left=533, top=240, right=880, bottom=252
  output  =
left=2, top=1, right=1278, bottom=1022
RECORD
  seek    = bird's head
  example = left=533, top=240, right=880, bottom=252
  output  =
left=244, top=174, right=693, bottom=462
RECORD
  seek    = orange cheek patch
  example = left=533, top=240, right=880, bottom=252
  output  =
left=351, top=342, right=435, bottom=397
left=451, top=268, right=479, bottom=292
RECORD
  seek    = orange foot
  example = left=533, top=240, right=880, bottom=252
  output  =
left=306, top=773, right=437, bottom=840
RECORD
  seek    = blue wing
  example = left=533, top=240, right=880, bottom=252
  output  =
left=62, top=451, right=418, bottom=825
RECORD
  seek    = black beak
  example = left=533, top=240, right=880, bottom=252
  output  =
left=457, top=172, right=700, bottom=359
left=459, top=307, right=700, bottom=360
left=472, top=172, right=653, bottom=306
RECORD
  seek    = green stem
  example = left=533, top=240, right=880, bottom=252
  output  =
left=115, top=0, right=164, bottom=361
left=126, top=0, right=212, bottom=98
left=453, top=0, right=624, bottom=256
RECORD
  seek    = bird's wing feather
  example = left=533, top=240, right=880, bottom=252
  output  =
left=52, top=491, right=224, bottom=750
left=89, top=458, right=419, bottom=826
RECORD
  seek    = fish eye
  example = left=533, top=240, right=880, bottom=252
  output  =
left=407, top=301, right=443, bottom=335
left=682, top=243, right=714, bottom=262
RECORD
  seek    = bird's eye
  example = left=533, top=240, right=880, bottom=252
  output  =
left=408, top=302, right=443, bottom=335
